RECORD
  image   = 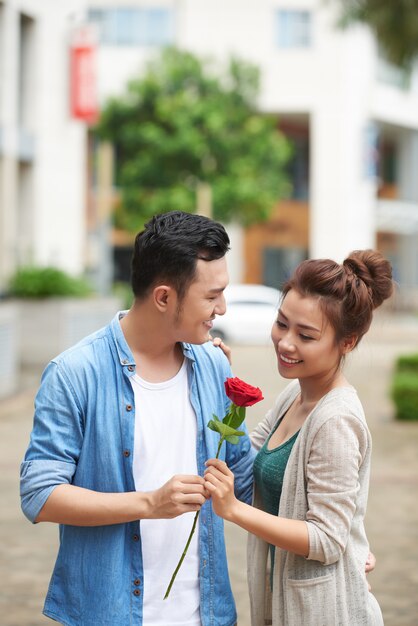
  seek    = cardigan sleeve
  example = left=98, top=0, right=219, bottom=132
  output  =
left=305, top=413, right=369, bottom=565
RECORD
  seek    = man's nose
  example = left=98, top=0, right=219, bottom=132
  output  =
left=215, top=293, right=226, bottom=316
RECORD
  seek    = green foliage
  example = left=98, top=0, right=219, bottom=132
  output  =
left=95, top=47, right=291, bottom=231
left=207, top=414, right=245, bottom=445
left=391, top=353, right=418, bottom=420
left=336, top=0, right=418, bottom=67
left=9, top=266, right=92, bottom=299
left=207, top=403, right=247, bottom=445
left=395, top=353, right=418, bottom=372
left=112, top=281, right=134, bottom=310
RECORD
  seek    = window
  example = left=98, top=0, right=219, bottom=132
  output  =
left=286, top=135, right=309, bottom=200
left=275, top=10, right=311, bottom=48
left=88, top=7, right=174, bottom=46
left=263, top=247, right=308, bottom=290
left=376, top=48, right=410, bottom=90
left=279, top=122, right=310, bottom=200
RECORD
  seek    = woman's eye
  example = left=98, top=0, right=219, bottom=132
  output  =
left=300, top=334, right=314, bottom=341
left=276, top=320, right=287, bottom=329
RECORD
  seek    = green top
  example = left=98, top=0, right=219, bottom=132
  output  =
left=253, top=418, right=300, bottom=516
left=253, top=417, right=300, bottom=582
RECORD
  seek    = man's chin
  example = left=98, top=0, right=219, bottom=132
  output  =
left=179, top=332, right=211, bottom=345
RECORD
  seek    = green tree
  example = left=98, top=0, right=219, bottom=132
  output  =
left=336, top=0, right=418, bottom=67
left=95, top=47, right=291, bottom=232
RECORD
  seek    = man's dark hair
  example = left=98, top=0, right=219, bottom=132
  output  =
left=131, top=211, right=230, bottom=301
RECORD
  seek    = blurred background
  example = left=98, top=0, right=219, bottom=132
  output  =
left=1, top=0, right=418, bottom=624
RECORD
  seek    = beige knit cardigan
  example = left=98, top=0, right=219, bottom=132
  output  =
left=248, top=380, right=384, bottom=626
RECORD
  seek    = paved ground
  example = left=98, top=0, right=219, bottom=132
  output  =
left=1, top=311, right=418, bottom=625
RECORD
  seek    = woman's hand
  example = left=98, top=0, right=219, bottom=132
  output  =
left=365, top=551, right=376, bottom=591
left=211, top=336, right=232, bottom=365
left=204, top=458, right=238, bottom=520
left=365, top=551, right=376, bottom=573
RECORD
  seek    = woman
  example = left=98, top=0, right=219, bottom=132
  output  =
left=205, top=249, right=392, bottom=626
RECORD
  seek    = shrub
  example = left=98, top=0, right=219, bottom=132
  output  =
left=395, top=353, right=418, bottom=373
left=9, top=266, right=92, bottom=298
left=112, top=282, right=133, bottom=310
left=391, top=353, right=418, bottom=421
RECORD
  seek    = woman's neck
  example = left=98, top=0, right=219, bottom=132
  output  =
left=298, top=370, right=349, bottom=405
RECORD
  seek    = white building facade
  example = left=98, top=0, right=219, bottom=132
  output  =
left=1, top=0, right=418, bottom=302
left=0, top=0, right=87, bottom=292
left=85, top=0, right=418, bottom=300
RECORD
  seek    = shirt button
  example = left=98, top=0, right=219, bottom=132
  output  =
left=134, top=578, right=141, bottom=586
left=133, top=589, right=141, bottom=596
left=126, top=404, right=133, bottom=411
left=122, top=359, right=128, bottom=365
left=123, top=450, right=130, bottom=458
left=128, top=365, right=134, bottom=372
left=133, top=534, right=139, bottom=542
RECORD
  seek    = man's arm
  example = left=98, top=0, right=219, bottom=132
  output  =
left=21, top=362, right=207, bottom=526
left=35, top=475, right=207, bottom=526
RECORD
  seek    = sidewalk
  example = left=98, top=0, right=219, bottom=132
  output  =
left=1, top=312, right=418, bottom=625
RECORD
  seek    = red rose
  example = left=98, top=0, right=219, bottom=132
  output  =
left=224, top=377, right=264, bottom=407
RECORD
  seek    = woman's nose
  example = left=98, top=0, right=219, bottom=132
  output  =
left=279, top=332, right=296, bottom=351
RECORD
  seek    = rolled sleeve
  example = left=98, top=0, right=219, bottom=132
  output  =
left=20, top=459, right=76, bottom=523
left=20, top=361, right=84, bottom=523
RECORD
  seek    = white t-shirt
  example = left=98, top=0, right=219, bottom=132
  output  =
left=131, top=360, right=201, bottom=626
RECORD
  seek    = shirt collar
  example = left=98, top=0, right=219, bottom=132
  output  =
left=110, top=311, right=196, bottom=367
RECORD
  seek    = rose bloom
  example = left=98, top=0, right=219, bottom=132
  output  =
left=224, top=377, right=264, bottom=407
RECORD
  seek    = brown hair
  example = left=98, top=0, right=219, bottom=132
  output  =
left=282, top=249, right=393, bottom=346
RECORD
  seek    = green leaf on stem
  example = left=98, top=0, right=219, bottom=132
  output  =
left=224, top=435, right=240, bottom=444
left=224, top=404, right=246, bottom=429
left=207, top=418, right=245, bottom=439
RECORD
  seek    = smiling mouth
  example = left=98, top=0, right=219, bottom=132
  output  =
left=280, top=354, right=303, bottom=365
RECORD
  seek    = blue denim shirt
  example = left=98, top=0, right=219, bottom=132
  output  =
left=20, top=312, right=255, bottom=626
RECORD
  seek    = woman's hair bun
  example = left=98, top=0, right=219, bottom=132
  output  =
left=343, top=249, right=393, bottom=309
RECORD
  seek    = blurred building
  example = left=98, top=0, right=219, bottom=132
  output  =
left=1, top=0, right=418, bottom=305
left=84, top=0, right=418, bottom=303
left=0, top=0, right=87, bottom=292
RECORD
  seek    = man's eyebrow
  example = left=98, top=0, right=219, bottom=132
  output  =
left=208, top=287, right=225, bottom=294
left=278, top=309, right=321, bottom=333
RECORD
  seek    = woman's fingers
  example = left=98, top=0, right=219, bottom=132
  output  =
left=211, top=336, right=232, bottom=364
left=205, top=458, right=230, bottom=475
left=204, top=460, right=234, bottom=494
left=365, top=551, right=376, bottom=573
left=203, top=459, right=238, bottom=521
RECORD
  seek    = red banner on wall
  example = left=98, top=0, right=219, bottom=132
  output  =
left=70, top=28, right=99, bottom=124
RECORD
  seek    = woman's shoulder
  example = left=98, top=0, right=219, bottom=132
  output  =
left=306, top=386, right=369, bottom=439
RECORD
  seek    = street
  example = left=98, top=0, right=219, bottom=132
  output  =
left=1, top=312, right=418, bottom=625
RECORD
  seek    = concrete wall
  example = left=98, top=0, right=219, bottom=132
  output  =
left=0, top=0, right=86, bottom=292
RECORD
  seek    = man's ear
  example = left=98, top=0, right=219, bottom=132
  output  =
left=153, top=285, right=173, bottom=312
left=341, top=335, right=358, bottom=355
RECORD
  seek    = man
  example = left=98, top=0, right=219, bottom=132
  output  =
left=20, top=211, right=254, bottom=626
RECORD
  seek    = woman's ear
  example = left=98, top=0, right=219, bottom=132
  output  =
left=341, top=335, right=358, bottom=355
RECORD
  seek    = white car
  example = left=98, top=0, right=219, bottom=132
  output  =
left=211, top=283, right=282, bottom=345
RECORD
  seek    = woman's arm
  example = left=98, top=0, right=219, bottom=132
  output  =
left=204, top=458, right=309, bottom=556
